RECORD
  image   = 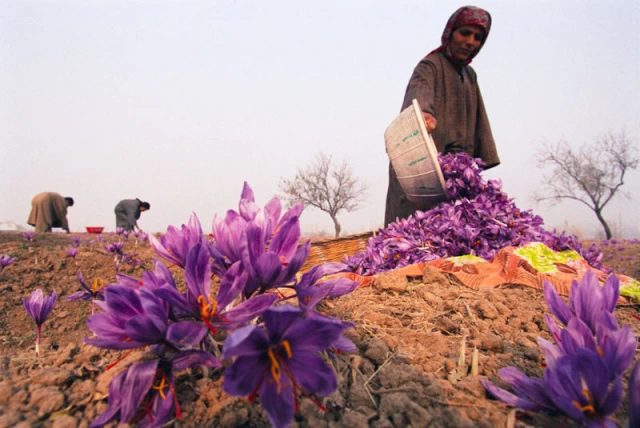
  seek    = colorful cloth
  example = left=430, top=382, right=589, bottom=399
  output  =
left=339, top=242, right=639, bottom=303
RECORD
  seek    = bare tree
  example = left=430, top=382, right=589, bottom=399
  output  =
left=533, top=131, right=639, bottom=239
left=279, top=152, right=369, bottom=237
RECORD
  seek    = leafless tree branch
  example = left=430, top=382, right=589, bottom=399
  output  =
left=533, top=131, right=639, bottom=239
left=279, top=152, right=369, bottom=237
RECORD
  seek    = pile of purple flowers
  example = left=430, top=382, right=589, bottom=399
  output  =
left=81, top=183, right=358, bottom=428
left=482, top=270, right=638, bottom=426
left=346, top=153, right=604, bottom=276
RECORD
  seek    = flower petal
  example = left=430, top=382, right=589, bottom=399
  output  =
left=222, top=354, right=268, bottom=396
left=481, top=379, right=537, bottom=410
left=119, top=359, right=159, bottom=423
left=166, top=321, right=208, bottom=349
left=258, top=366, right=295, bottom=428
left=171, top=350, right=222, bottom=371
left=220, top=294, right=278, bottom=328
left=286, top=351, right=337, bottom=396
left=222, top=325, right=269, bottom=359
left=543, top=280, right=573, bottom=326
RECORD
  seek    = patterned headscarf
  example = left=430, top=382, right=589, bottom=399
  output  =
left=433, top=6, right=492, bottom=66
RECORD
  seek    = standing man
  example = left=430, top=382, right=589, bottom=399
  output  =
left=27, top=192, right=74, bottom=233
left=385, top=6, right=500, bottom=226
left=114, top=198, right=150, bottom=232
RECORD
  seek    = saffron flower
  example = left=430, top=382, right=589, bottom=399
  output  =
left=545, top=349, right=622, bottom=427
left=210, top=182, right=304, bottom=276
left=222, top=305, right=348, bottom=428
left=22, top=231, right=35, bottom=242
left=104, top=242, right=125, bottom=256
left=240, top=218, right=310, bottom=297
left=0, top=255, right=15, bottom=270
left=481, top=367, right=556, bottom=412
left=91, top=351, right=220, bottom=428
left=295, top=262, right=359, bottom=313
left=84, top=285, right=208, bottom=351
left=71, top=236, right=82, bottom=247
left=627, top=361, right=640, bottom=428
left=543, top=270, right=619, bottom=333
left=148, top=212, right=205, bottom=269
left=23, top=288, right=57, bottom=355
left=156, top=243, right=276, bottom=331
left=66, top=247, right=79, bottom=258
left=482, top=349, right=623, bottom=426
left=67, top=270, right=106, bottom=314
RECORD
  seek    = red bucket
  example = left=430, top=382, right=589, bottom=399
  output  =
left=86, top=227, right=104, bottom=234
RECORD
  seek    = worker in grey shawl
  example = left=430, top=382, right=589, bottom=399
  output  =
left=27, top=192, right=74, bottom=233
left=114, top=198, right=150, bottom=232
left=385, top=6, right=500, bottom=227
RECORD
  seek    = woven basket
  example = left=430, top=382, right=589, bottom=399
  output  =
left=300, top=232, right=374, bottom=272
left=385, top=99, right=447, bottom=204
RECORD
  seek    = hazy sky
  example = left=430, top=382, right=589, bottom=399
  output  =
left=2, top=0, right=639, bottom=238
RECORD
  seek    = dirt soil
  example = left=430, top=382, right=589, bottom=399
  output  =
left=0, top=231, right=638, bottom=428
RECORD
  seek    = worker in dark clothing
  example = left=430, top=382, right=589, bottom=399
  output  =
left=114, top=198, right=150, bottom=232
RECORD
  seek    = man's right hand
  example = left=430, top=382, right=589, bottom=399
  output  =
left=422, top=112, right=437, bottom=132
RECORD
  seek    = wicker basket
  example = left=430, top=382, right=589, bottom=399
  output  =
left=300, top=232, right=374, bottom=272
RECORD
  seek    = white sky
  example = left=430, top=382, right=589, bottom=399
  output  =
left=1, top=0, right=639, bottom=238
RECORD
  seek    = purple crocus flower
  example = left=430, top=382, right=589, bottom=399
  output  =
left=91, top=351, right=220, bottom=428
left=84, top=285, right=207, bottom=351
left=481, top=367, right=557, bottom=412
left=66, top=270, right=106, bottom=314
left=240, top=218, right=310, bottom=296
left=545, top=349, right=622, bottom=427
left=210, top=182, right=304, bottom=276
left=483, top=349, right=623, bottom=427
left=104, top=242, right=125, bottom=256
left=628, top=361, right=640, bottom=428
left=543, top=270, right=619, bottom=333
left=71, top=236, right=82, bottom=247
left=22, top=231, right=35, bottom=242
left=156, top=243, right=276, bottom=331
left=222, top=305, right=348, bottom=428
left=66, top=246, right=79, bottom=258
left=23, top=289, right=57, bottom=355
left=0, top=255, right=15, bottom=270
left=295, top=262, right=359, bottom=313
left=148, top=212, right=204, bottom=269
left=594, top=312, right=637, bottom=378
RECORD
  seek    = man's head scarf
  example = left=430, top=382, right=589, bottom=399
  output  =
left=434, top=6, right=492, bottom=66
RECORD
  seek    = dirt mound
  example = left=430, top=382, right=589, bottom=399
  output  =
left=0, top=232, right=638, bottom=427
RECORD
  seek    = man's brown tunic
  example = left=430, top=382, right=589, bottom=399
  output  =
left=385, top=51, right=500, bottom=226
left=27, top=192, right=70, bottom=233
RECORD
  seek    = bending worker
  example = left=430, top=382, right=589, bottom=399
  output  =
left=114, top=198, right=150, bottom=232
left=27, top=192, right=74, bottom=233
left=385, top=5, right=501, bottom=227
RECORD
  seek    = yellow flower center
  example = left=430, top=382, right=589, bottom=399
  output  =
left=197, top=295, right=217, bottom=320
left=267, top=340, right=293, bottom=393
left=91, top=278, right=105, bottom=292
left=571, top=376, right=596, bottom=415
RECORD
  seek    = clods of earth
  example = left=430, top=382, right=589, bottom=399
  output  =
left=0, top=232, right=638, bottom=427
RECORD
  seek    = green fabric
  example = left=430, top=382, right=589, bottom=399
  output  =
left=514, top=242, right=581, bottom=273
